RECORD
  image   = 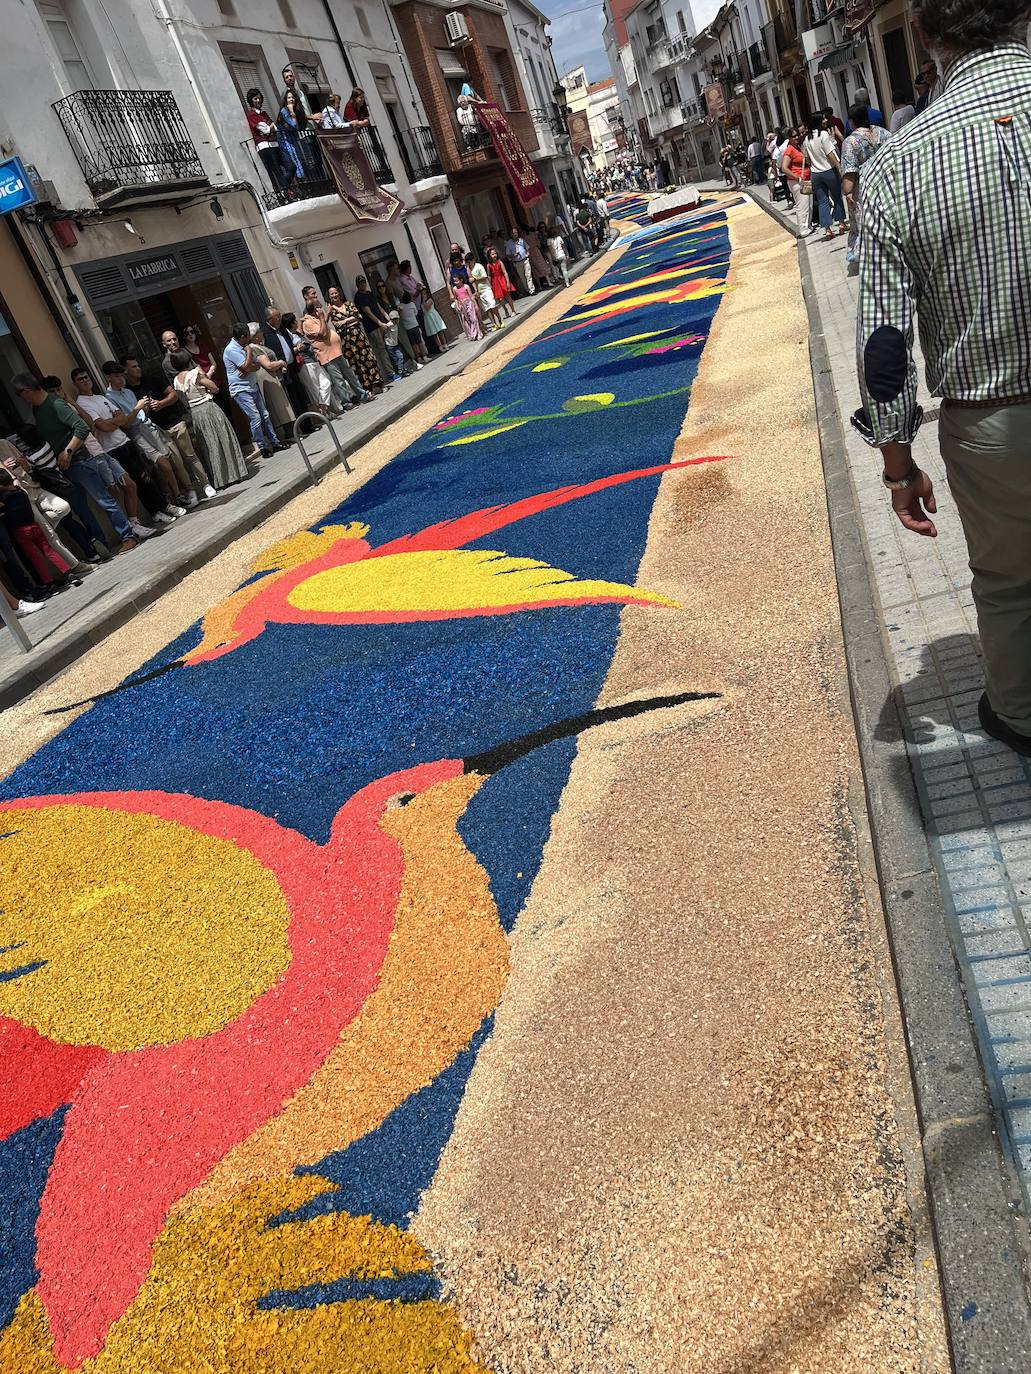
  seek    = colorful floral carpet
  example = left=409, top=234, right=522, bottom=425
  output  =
left=0, top=205, right=735, bottom=1372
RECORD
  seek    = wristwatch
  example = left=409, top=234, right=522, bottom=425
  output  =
left=882, top=464, right=921, bottom=491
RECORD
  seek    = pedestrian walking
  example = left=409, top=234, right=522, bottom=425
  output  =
left=853, top=0, right=1031, bottom=756
left=839, top=104, right=891, bottom=275
left=780, top=128, right=814, bottom=237
left=890, top=89, right=917, bottom=133
left=171, top=351, right=250, bottom=489
left=803, top=112, right=847, bottom=240
left=747, top=134, right=764, bottom=184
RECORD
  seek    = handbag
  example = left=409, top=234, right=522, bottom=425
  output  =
left=35, top=466, right=75, bottom=497
left=800, top=179, right=813, bottom=196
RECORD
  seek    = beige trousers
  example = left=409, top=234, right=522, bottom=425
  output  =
left=939, top=401, right=1031, bottom=734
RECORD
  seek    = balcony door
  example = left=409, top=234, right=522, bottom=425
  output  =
left=38, top=0, right=95, bottom=92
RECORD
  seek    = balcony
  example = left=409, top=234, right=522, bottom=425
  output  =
left=395, top=125, right=444, bottom=182
left=457, top=122, right=495, bottom=158
left=52, top=89, right=207, bottom=206
left=749, top=40, right=771, bottom=79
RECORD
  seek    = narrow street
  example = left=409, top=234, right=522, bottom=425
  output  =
left=0, top=195, right=952, bottom=1372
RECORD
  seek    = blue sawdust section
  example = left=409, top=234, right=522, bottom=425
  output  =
left=0, top=209, right=733, bottom=1324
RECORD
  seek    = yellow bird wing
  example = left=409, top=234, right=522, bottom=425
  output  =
left=285, top=547, right=678, bottom=616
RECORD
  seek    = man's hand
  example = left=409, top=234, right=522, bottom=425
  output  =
left=892, top=468, right=937, bottom=537
left=57, top=449, right=72, bottom=470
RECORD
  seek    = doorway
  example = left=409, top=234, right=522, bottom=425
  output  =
left=881, top=26, right=912, bottom=107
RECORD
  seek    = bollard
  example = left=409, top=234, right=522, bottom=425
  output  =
left=292, top=413, right=354, bottom=487
left=0, top=594, right=32, bottom=653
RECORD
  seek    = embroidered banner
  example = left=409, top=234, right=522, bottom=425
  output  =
left=567, top=110, right=594, bottom=157
left=317, top=130, right=403, bottom=224
left=474, top=102, right=545, bottom=207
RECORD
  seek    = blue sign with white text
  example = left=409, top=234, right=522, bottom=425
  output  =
left=0, top=157, right=37, bottom=215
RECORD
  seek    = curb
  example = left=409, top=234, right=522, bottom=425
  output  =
left=0, top=246, right=610, bottom=713
left=794, top=233, right=1031, bottom=1369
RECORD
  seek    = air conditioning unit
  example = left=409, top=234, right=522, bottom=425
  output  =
left=445, top=11, right=471, bottom=46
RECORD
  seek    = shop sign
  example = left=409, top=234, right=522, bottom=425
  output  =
left=802, top=23, right=836, bottom=63
left=0, top=156, right=36, bottom=215
left=127, top=254, right=180, bottom=286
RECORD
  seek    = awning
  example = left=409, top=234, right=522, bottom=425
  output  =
left=819, top=40, right=860, bottom=71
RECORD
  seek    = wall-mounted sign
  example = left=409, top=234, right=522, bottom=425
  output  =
left=802, top=23, right=836, bottom=63
left=127, top=254, right=180, bottom=286
left=0, top=156, right=37, bottom=216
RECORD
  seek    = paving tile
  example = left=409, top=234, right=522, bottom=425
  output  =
left=806, top=233, right=1031, bottom=1210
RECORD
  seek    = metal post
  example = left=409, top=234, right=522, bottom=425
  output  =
left=0, top=594, right=32, bottom=653
left=292, top=412, right=354, bottom=487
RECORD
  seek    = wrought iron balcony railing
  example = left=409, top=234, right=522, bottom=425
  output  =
left=394, top=125, right=444, bottom=182
left=456, top=122, right=494, bottom=156
left=262, top=170, right=336, bottom=210
left=52, top=89, right=207, bottom=203
left=357, top=123, right=393, bottom=182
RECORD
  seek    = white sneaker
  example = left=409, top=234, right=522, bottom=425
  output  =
left=15, top=599, right=46, bottom=618
left=153, top=511, right=176, bottom=525
left=166, top=504, right=187, bottom=517
left=131, top=521, right=156, bottom=539
left=203, top=484, right=217, bottom=499
left=415, top=362, right=425, bottom=370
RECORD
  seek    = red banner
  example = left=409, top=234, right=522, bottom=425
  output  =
left=474, top=102, right=545, bottom=208
left=567, top=110, right=594, bottom=156
left=317, top=130, right=402, bottom=224
left=704, top=83, right=728, bottom=118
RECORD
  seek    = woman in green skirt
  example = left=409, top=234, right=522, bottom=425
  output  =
left=170, top=349, right=250, bottom=488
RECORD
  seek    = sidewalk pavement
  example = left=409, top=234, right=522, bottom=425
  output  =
left=748, top=179, right=1031, bottom=1304
left=0, top=248, right=608, bottom=711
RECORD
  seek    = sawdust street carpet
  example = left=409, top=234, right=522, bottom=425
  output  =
left=0, top=197, right=947, bottom=1373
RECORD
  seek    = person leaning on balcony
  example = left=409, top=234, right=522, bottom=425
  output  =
left=277, top=91, right=310, bottom=183
left=456, top=95, right=480, bottom=149
left=246, top=88, right=295, bottom=194
left=343, top=88, right=371, bottom=126
left=321, top=94, right=350, bottom=130
left=11, top=373, right=138, bottom=554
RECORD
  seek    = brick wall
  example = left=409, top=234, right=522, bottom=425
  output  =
left=392, top=0, right=539, bottom=179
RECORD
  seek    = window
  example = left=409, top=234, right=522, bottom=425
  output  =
left=219, top=41, right=276, bottom=110
left=677, top=9, right=686, bottom=30
left=216, top=0, right=237, bottom=17
left=358, top=240, right=399, bottom=289
left=37, top=0, right=95, bottom=90
left=486, top=48, right=517, bottom=110
left=286, top=48, right=331, bottom=110
left=355, top=6, right=370, bottom=36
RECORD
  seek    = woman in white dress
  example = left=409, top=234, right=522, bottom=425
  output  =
left=170, top=350, right=249, bottom=489
left=466, top=251, right=502, bottom=332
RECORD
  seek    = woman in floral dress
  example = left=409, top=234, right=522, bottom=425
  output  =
left=839, top=103, right=892, bottom=274
left=326, top=285, right=385, bottom=392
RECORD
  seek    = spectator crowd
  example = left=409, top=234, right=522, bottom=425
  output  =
left=1, top=224, right=613, bottom=623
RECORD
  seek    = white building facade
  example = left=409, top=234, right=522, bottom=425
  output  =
left=2, top=0, right=467, bottom=399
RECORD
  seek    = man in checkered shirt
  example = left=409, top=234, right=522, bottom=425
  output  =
left=853, top=0, right=1031, bottom=757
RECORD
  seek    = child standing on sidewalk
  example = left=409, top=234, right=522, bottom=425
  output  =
left=398, top=293, right=429, bottom=363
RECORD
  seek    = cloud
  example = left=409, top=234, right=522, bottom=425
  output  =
left=546, top=4, right=611, bottom=82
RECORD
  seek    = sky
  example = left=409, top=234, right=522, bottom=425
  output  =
left=544, top=0, right=612, bottom=84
